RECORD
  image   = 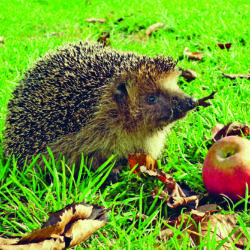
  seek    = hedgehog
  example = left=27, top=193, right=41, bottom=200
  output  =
left=3, top=41, right=197, bottom=176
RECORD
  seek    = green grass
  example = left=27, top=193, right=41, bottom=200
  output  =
left=0, top=0, right=249, bottom=248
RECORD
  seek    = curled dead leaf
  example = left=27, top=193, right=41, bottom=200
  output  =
left=211, top=122, right=249, bottom=141
left=85, top=18, right=106, bottom=24
left=217, top=43, right=232, bottom=50
left=184, top=47, right=204, bottom=61
left=199, top=214, right=249, bottom=248
left=179, top=68, right=198, bottom=82
left=18, top=202, right=94, bottom=244
left=152, top=185, right=199, bottom=209
left=0, top=236, right=65, bottom=250
left=128, top=153, right=199, bottom=208
left=211, top=123, right=225, bottom=138
left=97, top=32, right=111, bottom=46
left=222, top=73, right=250, bottom=80
left=196, top=204, right=221, bottom=213
left=160, top=211, right=249, bottom=248
left=0, top=202, right=109, bottom=249
left=64, top=219, right=107, bottom=248
left=146, top=22, right=165, bottom=37
left=0, top=36, right=3, bottom=47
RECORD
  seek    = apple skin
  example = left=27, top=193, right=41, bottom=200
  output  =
left=203, top=136, right=250, bottom=202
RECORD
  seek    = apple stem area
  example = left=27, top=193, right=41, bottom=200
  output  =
left=218, top=142, right=240, bottom=159
left=223, top=151, right=235, bottom=158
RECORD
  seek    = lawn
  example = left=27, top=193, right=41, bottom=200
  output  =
left=0, top=0, right=249, bottom=248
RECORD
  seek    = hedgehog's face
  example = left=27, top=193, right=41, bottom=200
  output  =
left=114, top=70, right=197, bottom=131
left=139, top=89, right=197, bottom=127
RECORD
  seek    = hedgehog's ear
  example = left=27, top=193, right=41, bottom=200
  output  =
left=115, top=82, right=128, bottom=104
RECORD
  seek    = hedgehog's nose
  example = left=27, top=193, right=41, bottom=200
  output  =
left=186, top=97, right=197, bottom=110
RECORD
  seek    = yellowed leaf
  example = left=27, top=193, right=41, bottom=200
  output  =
left=146, top=22, right=165, bottom=37
left=184, top=47, right=204, bottom=61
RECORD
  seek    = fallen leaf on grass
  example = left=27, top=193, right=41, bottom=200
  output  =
left=197, top=213, right=249, bottom=248
left=184, top=47, right=204, bottom=61
left=134, top=206, right=248, bottom=248
left=85, top=18, right=106, bottom=24
left=146, top=22, right=165, bottom=37
left=128, top=154, right=199, bottom=208
left=211, top=122, right=249, bottom=141
left=222, top=73, right=250, bottom=80
left=97, top=32, right=111, bottom=46
left=64, top=219, right=107, bottom=248
left=0, top=238, right=19, bottom=245
left=196, top=203, right=221, bottom=213
left=152, top=186, right=199, bottom=209
left=179, top=68, right=198, bottom=81
left=197, top=91, right=217, bottom=108
left=217, top=43, right=232, bottom=50
left=160, top=211, right=249, bottom=248
left=0, top=202, right=109, bottom=249
left=0, top=36, right=4, bottom=47
left=0, top=237, right=65, bottom=250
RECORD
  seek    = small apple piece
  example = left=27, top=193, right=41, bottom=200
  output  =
left=203, top=136, right=250, bottom=201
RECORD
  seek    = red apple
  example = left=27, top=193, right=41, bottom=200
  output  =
left=203, top=136, right=250, bottom=201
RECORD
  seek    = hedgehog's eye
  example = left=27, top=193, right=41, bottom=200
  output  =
left=147, top=94, right=158, bottom=104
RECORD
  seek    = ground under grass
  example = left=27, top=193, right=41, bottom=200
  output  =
left=0, top=0, right=249, bottom=248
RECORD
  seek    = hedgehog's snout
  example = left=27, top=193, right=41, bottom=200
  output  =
left=171, top=95, right=197, bottom=120
left=186, top=97, right=197, bottom=110
left=180, top=96, right=197, bottom=113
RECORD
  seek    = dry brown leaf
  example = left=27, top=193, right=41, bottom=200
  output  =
left=211, top=123, right=225, bottom=138
left=197, top=91, right=216, bottom=108
left=197, top=204, right=221, bottom=213
left=135, top=213, right=150, bottom=221
left=217, top=43, right=232, bottom=50
left=0, top=237, right=20, bottom=250
left=211, top=122, right=249, bottom=142
left=159, top=210, right=206, bottom=243
left=161, top=211, right=249, bottom=248
left=0, top=36, right=3, bottom=47
left=146, top=22, right=165, bottom=37
left=85, top=18, right=106, bottom=24
left=64, top=219, right=107, bottom=248
left=222, top=73, right=250, bottom=80
left=0, top=236, right=65, bottom=250
left=179, top=68, right=198, bottom=82
left=128, top=153, right=199, bottom=208
left=200, top=214, right=249, bottom=248
left=159, top=228, right=175, bottom=242
left=0, top=237, right=19, bottom=245
left=18, top=202, right=94, bottom=244
left=1, top=202, right=109, bottom=249
left=152, top=186, right=199, bottom=209
left=184, top=47, right=204, bottom=61
left=97, top=32, right=111, bottom=46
